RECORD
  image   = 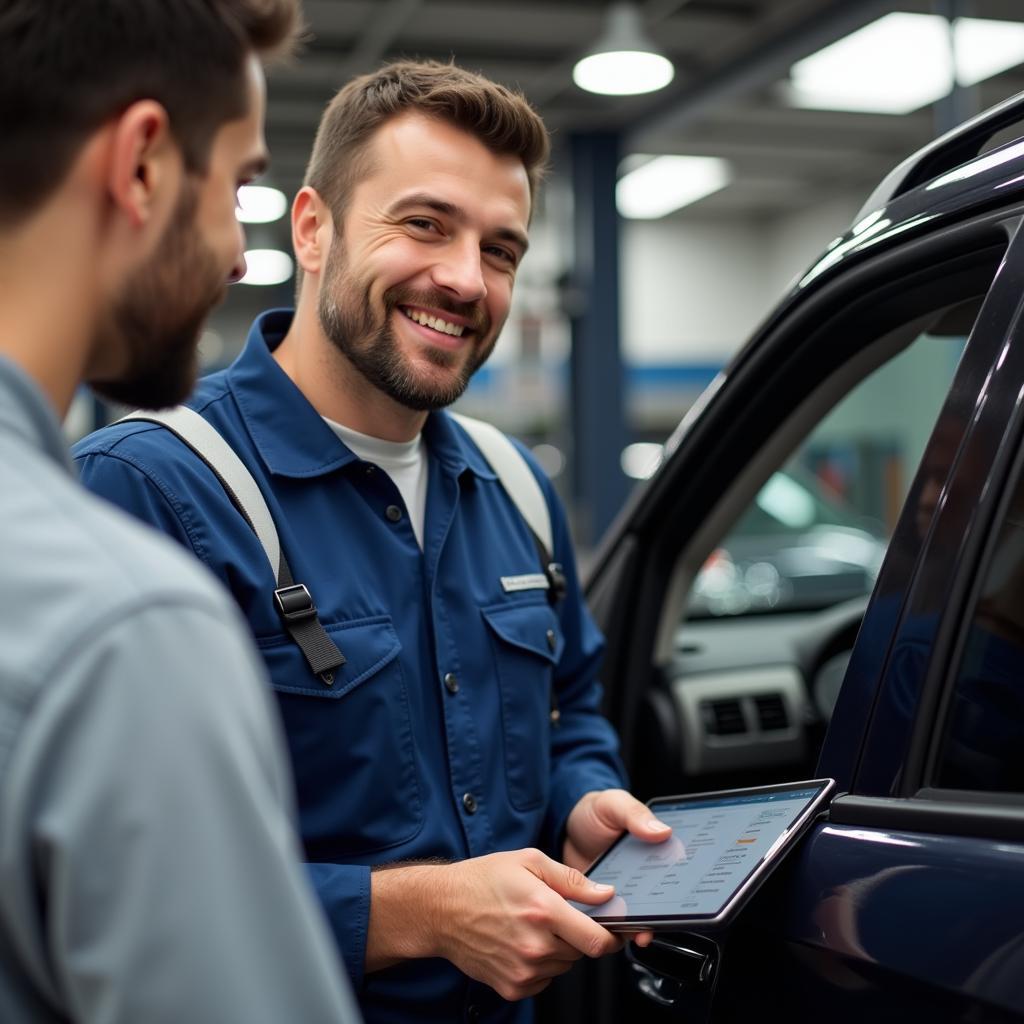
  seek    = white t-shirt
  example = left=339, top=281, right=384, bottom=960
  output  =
left=324, top=417, right=428, bottom=549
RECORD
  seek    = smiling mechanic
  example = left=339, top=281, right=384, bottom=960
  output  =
left=75, top=61, right=669, bottom=1023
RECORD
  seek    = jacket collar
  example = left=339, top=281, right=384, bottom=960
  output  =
left=227, top=309, right=497, bottom=482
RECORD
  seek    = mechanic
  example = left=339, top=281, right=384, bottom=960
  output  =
left=0, top=3, right=362, bottom=1022
left=75, top=60, right=670, bottom=1022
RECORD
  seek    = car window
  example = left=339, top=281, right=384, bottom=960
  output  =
left=689, top=330, right=967, bottom=617
left=933, top=452, right=1024, bottom=793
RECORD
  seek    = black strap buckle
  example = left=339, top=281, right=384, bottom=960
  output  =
left=546, top=562, right=567, bottom=603
left=274, top=583, right=317, bottom=623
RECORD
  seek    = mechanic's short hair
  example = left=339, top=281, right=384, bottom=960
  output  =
left=304, top=60, right=550, bottom=223
left=0, top=0, right=302, bottom=227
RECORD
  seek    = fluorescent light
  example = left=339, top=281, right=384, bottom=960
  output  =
left=617, top=155, right=731, bottom=219
left=573, top=2, right=674, bottom=96
left=573, top=51, right=674, bottom=96
left=789, top=14, right=951, bottom=114
left=955, top=18, right=1024, bottom=86
left=621, top=442, right=663, bottom=480
left=788, top=14, right=1024, bottom=115
left=236, top=185, right=287, bottom=224
left=240, top=249, right=294, bottom=286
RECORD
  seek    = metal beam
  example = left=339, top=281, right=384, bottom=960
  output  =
left=568, top=132, right=630, bottom=547
left=934, top=0, right=981, bottom=135
left=345, top=0, right=423, bottom=77
left=627, top=0, right=893, bottom=149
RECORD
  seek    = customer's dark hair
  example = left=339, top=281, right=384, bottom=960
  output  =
left=304, top=60, right=550, bottom=223
left=0, top=0, right=301, bottom=227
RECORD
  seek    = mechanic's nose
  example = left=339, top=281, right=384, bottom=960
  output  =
left=433, top=239, right=486, bottom=302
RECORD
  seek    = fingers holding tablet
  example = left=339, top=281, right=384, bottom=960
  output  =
left=430, top=848, right=624, bottom=1001
left=563, top=788, right=673, bottom=871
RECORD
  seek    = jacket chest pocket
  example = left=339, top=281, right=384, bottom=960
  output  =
left=481, top=601, right=564, bottom=811
left=260, top=617, right=423, bottom=858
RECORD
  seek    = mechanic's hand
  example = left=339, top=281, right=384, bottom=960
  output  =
left=563, top=788, right=671, bottom=870
left=563, top=788, right=671, bottom=949
left=431, top=848, right=624, bottom=1001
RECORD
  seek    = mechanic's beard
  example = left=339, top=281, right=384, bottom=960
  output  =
left=91, top=183, right=226, bottom=410
left=317, top=243, right=495, bottom=412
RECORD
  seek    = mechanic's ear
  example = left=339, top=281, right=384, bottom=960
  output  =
left=292, top=186, right=333, bottom=276
left=106, top=99, right=179, bottom=229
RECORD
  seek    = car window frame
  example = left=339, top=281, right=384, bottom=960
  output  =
left=896, top=343, right=1024, bottom=820
left=843, top=214, right=1024, bottom=811
left=589, top=208, right=1022, bottom=781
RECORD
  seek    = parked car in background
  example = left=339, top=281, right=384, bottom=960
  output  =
left=543, top=90, right=1024, bottom=1023
left=690, top=468, right=887, bottom=618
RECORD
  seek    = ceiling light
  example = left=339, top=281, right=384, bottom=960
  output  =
left=240, top=249, right=294, bottom=286
left=573, top=3, right=675, bottom=96
left=236, top=185, right=288, bottom=224
left=787, top=13, right=1024, bottom=115
left=617, top=155, right=732, bottom=219
left=955, top=18, right=1024, bottom=86
left=621, top=442, right=664, bottom=480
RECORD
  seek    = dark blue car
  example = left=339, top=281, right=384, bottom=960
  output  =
left=547, top=90, right=1024, bottom=1022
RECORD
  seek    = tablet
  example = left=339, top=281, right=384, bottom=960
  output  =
left=576, top=779, right=835, bottom=931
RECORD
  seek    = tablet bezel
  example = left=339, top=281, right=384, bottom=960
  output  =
left=582, top=778, right=836, bottom=932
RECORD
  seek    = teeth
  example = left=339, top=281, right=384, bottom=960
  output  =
left=402, top=308, right=465, bottom=337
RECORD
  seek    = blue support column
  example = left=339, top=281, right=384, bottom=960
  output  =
left=934, top=0, right=979, bottom=135
left=568, top=131, right=630, bottom=548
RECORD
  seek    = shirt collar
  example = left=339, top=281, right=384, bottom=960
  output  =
left=227, top=309, right=497, bottom=482
left=0, top=356, right=74, bottom=475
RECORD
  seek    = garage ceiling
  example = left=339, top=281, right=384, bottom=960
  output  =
left=261, top=0, right=1024, bottom=220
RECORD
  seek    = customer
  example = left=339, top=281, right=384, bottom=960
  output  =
left=0, top=3, right=360, bottom=1022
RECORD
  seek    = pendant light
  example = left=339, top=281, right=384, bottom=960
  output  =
left=573, top=2, right=675, bottom=96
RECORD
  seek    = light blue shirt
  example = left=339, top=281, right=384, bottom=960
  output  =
left=0, top=357, right=360, bottom=1024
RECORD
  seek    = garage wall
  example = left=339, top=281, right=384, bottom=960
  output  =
left=621, top=193, right=863, bottom=368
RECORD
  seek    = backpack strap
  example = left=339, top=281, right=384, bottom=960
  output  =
left=120, top=407, right=345, bottom=687
left=450, top=413, right=566, bottom=603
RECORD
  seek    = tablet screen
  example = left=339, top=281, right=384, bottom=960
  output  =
left=578, top=780, right=832, bottom=926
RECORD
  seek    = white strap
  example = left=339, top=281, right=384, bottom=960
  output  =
left=120, top=407, right=281, bottom=577
left=451, top=413, right=553, bottom=557
left=119, top=407, right=551, bottom=570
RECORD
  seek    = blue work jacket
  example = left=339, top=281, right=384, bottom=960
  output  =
left=74, top=310, right=626, bottom=1024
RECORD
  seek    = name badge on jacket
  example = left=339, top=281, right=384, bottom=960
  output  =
left=500, top=573, right=550, bottom=593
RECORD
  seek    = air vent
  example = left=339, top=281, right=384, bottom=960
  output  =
left=702, top=698, right=746, bottom=736
left=754, top=694, right=788, bottom=732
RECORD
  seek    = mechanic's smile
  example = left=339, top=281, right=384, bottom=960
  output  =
left=400, top=306, right=467, bottom=337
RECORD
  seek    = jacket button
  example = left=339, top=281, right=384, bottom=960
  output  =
left=466, top=1006, right=480, bottom=1023
left=546, top=628, right=557, bottom=652
left=444, top=672, right=459, bottom=694
left=385, top=504, right=403, bottom=522
left=462, top=792, right=478, bottom=814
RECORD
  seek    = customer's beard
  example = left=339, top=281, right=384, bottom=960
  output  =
left=317, top=241, right=494, bottom=412
left=90, top=183, right=227, bottom=410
